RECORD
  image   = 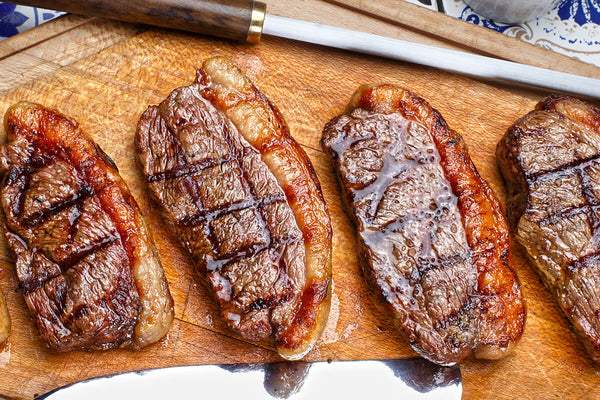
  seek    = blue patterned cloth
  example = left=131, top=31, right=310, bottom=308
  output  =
left=409, top=0, right=600, bottom=67
left=556, top=0, right=600, bottom=26
left=0, top=3, right=63, bottom=39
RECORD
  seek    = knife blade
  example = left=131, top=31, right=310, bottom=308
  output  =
left=261, top=13, right=600, bottom=97
left=36, top=358, right=462, bottom=400
left=8, top=0, right=600, bottom=97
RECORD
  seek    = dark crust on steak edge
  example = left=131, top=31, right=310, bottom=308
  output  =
left=497, top=94, right=600, bottom=362
left=322, top=84, right=525, bottom=365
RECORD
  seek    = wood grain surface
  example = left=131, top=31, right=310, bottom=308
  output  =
left=0, top=2, right=600, bottom=399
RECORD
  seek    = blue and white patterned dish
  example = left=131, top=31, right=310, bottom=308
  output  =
left=454, top=0, right=600, bottom=66
left=0, top=3, right=63, bottom=40
left=409, top=0, right=600, bottom=67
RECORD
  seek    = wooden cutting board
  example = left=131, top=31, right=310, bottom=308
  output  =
left=0, top=3, right=599, bottom=399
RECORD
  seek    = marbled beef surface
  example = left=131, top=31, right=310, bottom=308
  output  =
left=322, top=84, right=525, bottom=365
left=0, top=101, right=174, bottom=351
left=497, top=94, right=600, bottom=362
left=135, top=57, right=332, bottom=360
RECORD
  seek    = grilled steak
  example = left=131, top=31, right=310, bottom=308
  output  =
left=322, top=84, right=525, bottom=365
left=0, top=101, right=174, bottom=351
left=135, top=57, right=332, bottom=360
left=497, top=94, right=600, bottom=362
left=0, top=288, right=8, bottom=344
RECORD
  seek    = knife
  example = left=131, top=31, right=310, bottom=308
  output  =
left=7, top=0, right=600, bottom=98
left=34, top=358, right=461, bottom=399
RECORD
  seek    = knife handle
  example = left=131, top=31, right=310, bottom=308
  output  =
left=11, top=0, right=266, bottom=42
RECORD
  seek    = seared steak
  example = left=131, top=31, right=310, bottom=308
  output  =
left=322, top=84, right=525, bottom=365
left=135, top=57, right=332, bottom=360
left=0, top=102, right=174, bottom=351
left=497, top=94, right=600, bottom=362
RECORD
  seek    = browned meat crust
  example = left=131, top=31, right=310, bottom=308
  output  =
left=323, top=84, right=525, bottom=365
left=135, top=57, right=332, bottom=360
left=0, top=102, right=173, bottom=351
left=497, top=94, right=600, bottom=362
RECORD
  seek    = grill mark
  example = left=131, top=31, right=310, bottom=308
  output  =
left=528, top=159, right=600, bottom=228
left=211, top=242, right=271, bottom=271
left=182, top=174, right=204, bottom=214
left=150, top=86, right=243, bottom=185
left=579, top=167, right=600, bottom=250
left=432, top=295, right=476, bottom=331
left=207, top=233, right=304, bottom=273
left=534, top=158, right=600, bottom=274
left=57, top=235, right=119, bottom=272
left=58, top=296, right=127, bottom=340
left=581, top=170, right=600, bottom=207
left=229, top=146, right=274, bottom=259
left=29, top=144, right=63, bottom=169
left=176, top=192, right=286, bottom=228
left=67, top=201, right=84, bottom=242
left=22, top=235, right=121, bottom=295
left=159, top=88, right=298, bottom=267
left=44, top=274, right=67, bottom=319
left=385, top=251, right=470, bottom=291
left=6, top=166, right=32, bottom=218
left=525, top=152, right=600, bottom=181
left=350, top=144, right=409, bottom=225
left=146, top=157, right=228, bottom=182
left=202, top=145, right=276, bottom=262
left=216, top=229, right=303, bottom=264
left=21, top=267, right=62, bottom=295
left=536, top=204, right=592, bottom=227
left=25, top=232, right=123, bottom=328
left=63, top=303, right=90, bottom=327
left=414, top=252, right=470, bottom=281
left=19, top=185, right=94, bottom=228
left=366, top=206, right=463, bottom=245
left=60, top=285, right=134, bottom=333
left=533, top=197, right=600, bottom=284
left=158, top=105, right=260, bottom=261
left=567, top=251, right=600, bottom=273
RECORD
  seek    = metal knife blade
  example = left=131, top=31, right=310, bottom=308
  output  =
left=261, top=13, right=600, bottom=98
left=37, top=358, right=461, bottom=400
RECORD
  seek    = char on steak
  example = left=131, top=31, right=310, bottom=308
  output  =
left=322, top=84, right=525, bottom=365
left=497, top=94, right=600, bottom=362
left=135, top=57, right=332, bottom=360
left=0, top=101, right=174, bottom=351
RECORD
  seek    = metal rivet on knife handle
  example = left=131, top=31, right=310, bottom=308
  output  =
left=247, top=1, right=266, bottom=43
left=8, top=0, right=264, bottom=42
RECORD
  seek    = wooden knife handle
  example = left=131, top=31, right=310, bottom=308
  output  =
left=11, top=0, right=266, bottom=42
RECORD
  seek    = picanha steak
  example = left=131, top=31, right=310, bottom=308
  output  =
left=322, top=84, right=525, bottom=365
left=497, top=94, right=600, bottom=362
left=0, top=101, right=174, bottom=351
left=135, top=57, right=332, bottom=360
